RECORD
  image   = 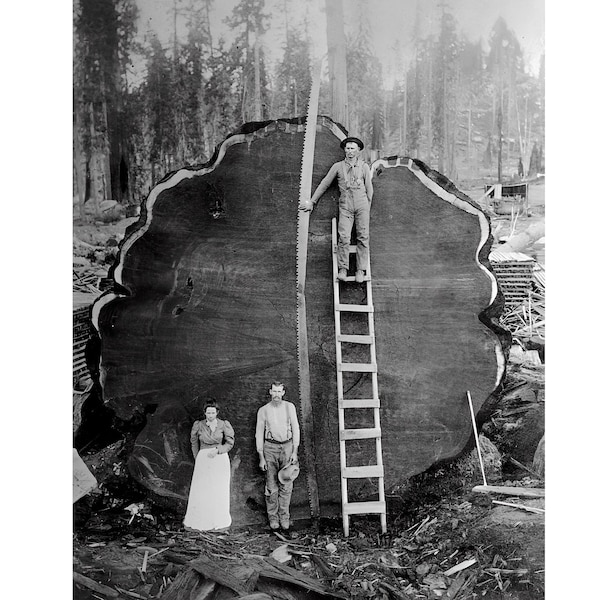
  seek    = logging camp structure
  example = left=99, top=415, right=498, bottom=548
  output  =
left=90, top=114, right=509, bottom=532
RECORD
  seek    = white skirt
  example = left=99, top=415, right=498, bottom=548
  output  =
left=183, top=448, right=231, bottom=531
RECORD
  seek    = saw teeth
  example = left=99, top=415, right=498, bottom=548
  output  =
left=295, top=59, right=323, bottom=518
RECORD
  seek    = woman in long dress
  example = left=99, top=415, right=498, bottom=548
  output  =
left=184, top=401, right=235, bottom=531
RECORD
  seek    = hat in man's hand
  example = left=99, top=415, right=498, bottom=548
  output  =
left=340, top=137, right=364, bottom=150
left=278, top=461, right=300, bottom=484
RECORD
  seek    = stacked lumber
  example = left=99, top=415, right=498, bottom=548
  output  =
left=73, top=298, right=93, bottom=384
left=489, top=251, right=535, bottom=308
left=490, top=251, right=545, bottom=341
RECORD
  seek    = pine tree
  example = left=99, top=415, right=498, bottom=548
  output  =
left=346, top=7, right=384, bottom=156
left=226, top=0, right=270, bottom=123
left=273, top=27, right=311, bottom=118
left=73, top=0, right=139, bottom=219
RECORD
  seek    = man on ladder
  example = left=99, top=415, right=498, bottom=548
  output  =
left=300, top=137, right=373, bottom=283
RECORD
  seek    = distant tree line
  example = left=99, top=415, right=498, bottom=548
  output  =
left=73, top=0, right=544, bottom=220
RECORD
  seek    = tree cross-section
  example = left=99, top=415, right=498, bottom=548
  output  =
left=91, top=117, right=508, bottom=524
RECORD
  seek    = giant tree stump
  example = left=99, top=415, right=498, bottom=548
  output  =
left=92, top=117, right=508, bottom=524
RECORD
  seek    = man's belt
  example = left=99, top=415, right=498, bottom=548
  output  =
left=265, top=438, right=292, bottom=445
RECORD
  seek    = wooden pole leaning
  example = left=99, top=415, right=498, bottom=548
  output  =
left=466, top=390, right=488, bottom=487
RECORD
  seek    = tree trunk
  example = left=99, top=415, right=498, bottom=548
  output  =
left=73, top=101, right=88, bottom=220
left=467, top=95, right=472, bottom=175
left=325, top=0, right=348, bottom=127
left=87, top=98, right=112, bottom=216
left=497, top=101, right=503, bottom=182
left=426, top=49, right=432, bottom=165
left=403, top=77, right=407, bottom=154
left=91, top=118, right=507, bottom=523
left=254, top=37, right=261, bottom=121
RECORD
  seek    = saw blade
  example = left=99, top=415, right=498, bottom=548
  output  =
left=295, top=57, right=323, bottom=519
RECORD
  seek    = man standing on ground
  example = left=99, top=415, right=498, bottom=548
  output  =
left=255, top=382, right=300, bottom=531
left=300, top=136, right=373, bottom=283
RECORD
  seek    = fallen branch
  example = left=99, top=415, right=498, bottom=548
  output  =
left=508, top=457, right=541, bottom=479
left=472, top=485, right=544, bottom=498
left=492, top=500, right=545, bottom=514
left=73, top=571, right=119, bottom=598
left=486, top=567, right=529, bottom=576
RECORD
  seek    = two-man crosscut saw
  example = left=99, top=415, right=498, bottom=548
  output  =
left=296, top=58, right=323, bottom=519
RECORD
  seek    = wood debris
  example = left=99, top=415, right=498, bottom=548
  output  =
left=73, top=571, right=119, bottom=598
left=472, top=484, right=545, bottom=498
left=492, top=500, right=545, bottom=514
left=489, top=250, right=545, bottom=341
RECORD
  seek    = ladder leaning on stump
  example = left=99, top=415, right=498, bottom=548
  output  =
left=331, top=217, right=387, bottom=537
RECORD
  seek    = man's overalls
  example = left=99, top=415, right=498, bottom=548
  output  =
left=338, top=159, right=371, bottom=273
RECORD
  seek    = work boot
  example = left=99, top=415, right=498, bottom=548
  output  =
left=355, top=270, right=365, bottom=283
left=338, top=268, right=348, bottom=281
left=269, top=518, right=280, bottom=531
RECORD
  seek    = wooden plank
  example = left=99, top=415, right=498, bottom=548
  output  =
left=342, top=464, right=384, bottom=478
left=472, top=485, right=545, bottom=498
left=340, top=427, right=381, bottom=440
left=343, top=500, right=386, bottom=515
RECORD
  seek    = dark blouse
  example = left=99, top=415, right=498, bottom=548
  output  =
left=190, top=418, right=235, bottom=458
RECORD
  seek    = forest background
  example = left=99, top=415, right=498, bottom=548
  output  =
left=73, top=0, right=545, bottom=220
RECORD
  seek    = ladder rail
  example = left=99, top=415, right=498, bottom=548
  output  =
left=332, top=217, right=387, bottom=536
left=332, top=218, right=349, bottom=530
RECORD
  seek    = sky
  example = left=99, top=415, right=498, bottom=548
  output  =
left=134, top=0, right=545, bottom=88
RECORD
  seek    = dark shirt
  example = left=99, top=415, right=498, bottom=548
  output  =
left=190, top=418, right=235, bottom=458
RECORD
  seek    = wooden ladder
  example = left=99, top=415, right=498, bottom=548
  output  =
left=331, top=218, right=387, bottom=537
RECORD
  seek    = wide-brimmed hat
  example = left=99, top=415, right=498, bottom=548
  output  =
left=278, top=462, right=300, bottom=484
left=340, top=137, right=364, bottom=150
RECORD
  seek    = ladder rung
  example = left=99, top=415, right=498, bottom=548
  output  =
left=343, top=501, right=387, bottom=515
left=340, top=398, right=380, bottom=409
left=340, top=275, right=372, bottom=282
left=343, top=465, right=384, bottom=478
left=335, top=303, right=373, bottom=313
left=340, top=428, right=381, bottom=441
left=337, top=334, right=374, bottom=344
left=339, top=362, right=377, bottom=372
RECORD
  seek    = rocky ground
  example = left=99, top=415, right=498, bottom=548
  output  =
left=73, top=181, right=546, bottom=600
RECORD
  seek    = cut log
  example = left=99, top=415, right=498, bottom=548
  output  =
left=91, top=118, right=508, bottom=522
left=472, top=485, right=545, bottom=498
